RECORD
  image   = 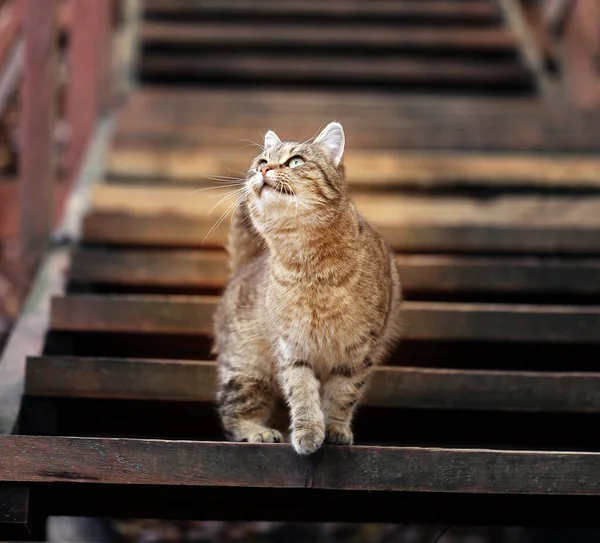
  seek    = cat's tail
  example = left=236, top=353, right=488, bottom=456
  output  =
left=227, top=199, right=265, bottom=276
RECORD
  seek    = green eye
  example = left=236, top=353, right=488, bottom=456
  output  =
left=257, top=159, right=268, bottom=170
left=287, top=156, right=305, bottom=168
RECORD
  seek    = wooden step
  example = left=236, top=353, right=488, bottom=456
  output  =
left=143, top=0, right=502, bottom=25
left=142, top=23, right=517, bottom=53
left=49, top=295, right=600, bottom=344
left=69, top=249, right=600, bottom=298
left=25, top=356, right=600, bottom=413
left=106, top=146, right=600, bottom=188
left=141, top=55, right=531, bottom=90
left=82, top=186, right=600, bottom=254
left=4, top=435, right=600, bottom=498
left=112, top=89, right=600, bottom=152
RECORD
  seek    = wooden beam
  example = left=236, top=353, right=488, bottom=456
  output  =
left=3, top=435, right=600, bottom=496
left=65, top=0, right=112, bottom=178
left=19, top=0, right=58, bottom=273
left=25, top=356, right=600, bottom=413
left=69, top=249, right=600, bottom=296
left=49, top=295, right=600, bottom=344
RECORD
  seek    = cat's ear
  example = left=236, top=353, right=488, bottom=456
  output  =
left=264, top=130, right=281, bottom=151
left=314, top=122, right=345, bottom=167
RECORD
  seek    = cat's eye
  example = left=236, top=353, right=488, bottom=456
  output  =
left=287, top=156, right=305, bottom=168
left=257, top=160, right=268, bottom=170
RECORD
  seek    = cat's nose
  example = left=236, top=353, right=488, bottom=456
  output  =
left=260, top=165, right=272, bottom=177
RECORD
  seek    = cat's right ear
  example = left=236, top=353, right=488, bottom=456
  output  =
left=264, top=130, right=281, bottom=150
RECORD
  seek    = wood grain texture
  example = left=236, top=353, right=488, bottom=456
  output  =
left=110, top=89, right=600, bottom=152
left=106, top=146, right=600, bottom=188
left=49, top=295, right=600, bottom=343
left=69, top=249, right=600, bottom=295
left=83, top=186, right=600, bottom=254
left=25, top=356, right=600, bottom=413
left=3, top=435, right=600, bottom=495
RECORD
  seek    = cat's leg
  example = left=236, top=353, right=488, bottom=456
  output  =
left=278, top=348, right=324, bottom=455
left=322, top=356, right=374, bottom=445
left=218, top=369, right=282, bottom=443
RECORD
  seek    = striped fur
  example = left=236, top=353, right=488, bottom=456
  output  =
left=213, top=122, right=402, bottom=455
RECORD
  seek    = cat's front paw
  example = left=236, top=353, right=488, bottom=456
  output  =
left=242, top=428, right=283, bottom=444
left=292, top=423, right=325, bottom=455
left=325, top=422, right=353, bottom=445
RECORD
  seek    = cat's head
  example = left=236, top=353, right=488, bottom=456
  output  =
left=245, top=122, right=346, bottom=232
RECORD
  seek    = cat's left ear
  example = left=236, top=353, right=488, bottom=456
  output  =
left=264, top=130, right=281, bottom=151
left=314, top=122, right=345, bottom=167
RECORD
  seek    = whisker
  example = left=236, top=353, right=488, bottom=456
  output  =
left=185, top=183, right=243, bottom=196
left=202, top=192, right=248, bottom=245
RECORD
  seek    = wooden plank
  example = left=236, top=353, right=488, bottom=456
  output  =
left=90, top=185, right=600, bottom=226
left=141, top=55, right=530, bottom=88
left=49, top=294, right=600, bottom=344
left=66, top=0, right=112, bottom=177
left=142, top=23, right=517, bottom=52
left=19, top=0, right=58, bottom=272
left=83, top=186, right=600, bottom=254
left=143, top=0, right=501, bottom=24
left=69, top=249, right=600, bottom=296
left=4, top=435, right=600, bottom=496
left=81, top=211, right=600, bottom=255
left=105, top=147, right=600, bottom=188
left=25, top=356, right=600, bottom=413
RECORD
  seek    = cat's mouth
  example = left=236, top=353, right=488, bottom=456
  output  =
left=257, top=179, right=293, bottom=197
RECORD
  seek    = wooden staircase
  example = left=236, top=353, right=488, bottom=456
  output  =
left=139, top=0, right=537, bottom=96
left=3, top=0, right=600, bottom=538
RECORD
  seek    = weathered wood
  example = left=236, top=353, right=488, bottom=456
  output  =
left=144, top=0, right=501, bottom=24
left=49, top=295, right=600, bottom=344
left=83, top=186, right=600, bottom=254
left=25, top=356, right=600, bottom=413
left=142, top=55, right=530, bottom=89
left=4, top=435, right=600, bottom=496
left=19, top=0, right=58, bottom=272
left=142, top=23, right=517, bottom=52
left=66, top=0, right=112, bottom=176
left=69, top=249, right=600, bottom=296
left=106, top=147, right=600, bottom=188
left=82, top=211, right=600, bottom=255
left=112, top=88, right=600, bottom=152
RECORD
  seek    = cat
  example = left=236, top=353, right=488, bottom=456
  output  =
left=213, top=122, right=402, bottom=455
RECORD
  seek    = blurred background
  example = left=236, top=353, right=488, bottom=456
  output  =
left=1, top=0, right=600, bottom=541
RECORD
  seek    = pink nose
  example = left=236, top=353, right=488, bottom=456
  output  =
left=260, top=165, right=272, bottom=177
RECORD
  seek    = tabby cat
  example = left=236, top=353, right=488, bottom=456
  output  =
left=213, top=122, right=402, bottom=455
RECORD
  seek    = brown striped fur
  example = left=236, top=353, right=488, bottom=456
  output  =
left=213, top=122, right=402, bottom=455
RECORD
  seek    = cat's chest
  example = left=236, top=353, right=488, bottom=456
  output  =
left=267, top=283, right=375, bottom=357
